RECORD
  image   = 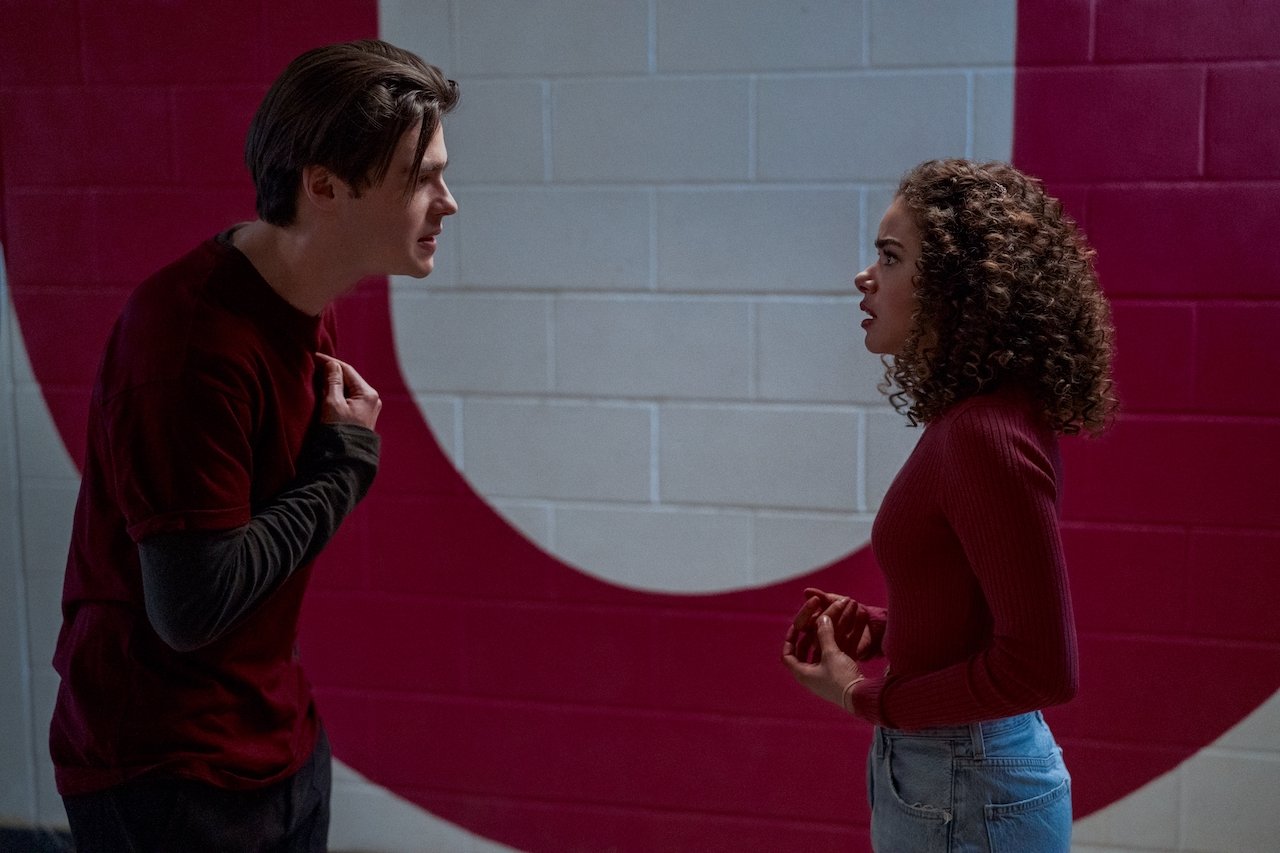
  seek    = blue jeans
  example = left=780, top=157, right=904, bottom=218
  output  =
left=866, top=711, right=1071, bottom=852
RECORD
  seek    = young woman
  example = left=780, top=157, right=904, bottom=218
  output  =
left=782, top=159, right=1116, bottom=852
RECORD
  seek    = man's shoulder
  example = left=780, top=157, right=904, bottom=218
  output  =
left=101, top=235, right=264, bottom=392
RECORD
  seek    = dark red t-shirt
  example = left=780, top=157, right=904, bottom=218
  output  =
left=51, top=232, right=336, bottom=795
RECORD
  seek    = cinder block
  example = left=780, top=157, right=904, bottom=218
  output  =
left=756, top=299, right=887, bottom=404
left=172, top=87, right=263, bottom=186
left=1071, top=770, right=1179, bottom=850
left=1207, top=67, right=1280, bottom=180
left=1193, top=304, right=1280, bottom=415
left=80, top=2, right=259, bottom=83
left=864, top=409, right=921, bottom=512
left=1108, top=302, right=1195, bottom=412
left=758, top=73, right=969, bottom=181
left=656, top=0, right=862, bottom=72
left=19, top=480, right=79, bottom=578
left=1096, top=0, right=1280, bottom=62
left=1073, top=634, right=1277, bottom=750
left=491, top=500, right=553, bottom=551
left=753, top=512, right=873, bottom=582
left=1014, top=67, right=1203, bottom=182
left=553, top=78, right=750, bottom=182
left=457, top=188, right=650, bottom=290
left=303, top=594, right=465, bottom=693
left=446, top=79, right=546, bottom=185
left=1015, top=0, right=1091, bottom=65
left=370, top=697, right=858, bottom=817
left=1090, top=185, right=1280, bottom=298
left=95, top=189, right=256, bottom=286
left=659, top=404, right=860, bottom=510
left=0, top=0, right=83, bottom=84
left=1063, top=416, right=1280, bottom=528
left=0, top=540, right=35, bottom=822
left=1187, top=531, right=1280, bottom=644
left=1062, top=525, right=1188, bottom=635
left=328, top=771, right=512, bottom=853
left=3, top=192, right=97, bottom=284
left=9, top=292, right=125, bottom=388
left=25, top=569, right=65, bottom=671
left=973, top=70, right=1014, bottom=162
left=656, top=188, right=859, bottom=294
left=1214, top=688, right=1280, bottom=754
left=32, top=670, right=67, bottom=828
left=868, top=0, right=1015, bottom=67
left=413, top=394, right=459, bottom=466
left=379, top=0, right=455, bottom=73
left=462, top=399, right=652, bottom=501
left=455, top=0, right=649, bottom=76
left=392, top=292, right=551, bottom=394
left=554, top=296, right=751, bottom=399
left=554, top=505, right=755, bottom=591
left=864, top=185, right=900, bottom=267
left=1181, top=752, right=1280, bottom=852
left=260, top=1, right=377, bottom=81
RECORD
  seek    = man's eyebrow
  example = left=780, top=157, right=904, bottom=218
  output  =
left=399, top=158, right=448, bottom=175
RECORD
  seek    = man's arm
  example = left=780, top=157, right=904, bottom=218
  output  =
left=139, top=354, right=381, bottom=652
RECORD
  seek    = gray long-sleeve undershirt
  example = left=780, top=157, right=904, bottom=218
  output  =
left=138, top=422, right=379, bottom=652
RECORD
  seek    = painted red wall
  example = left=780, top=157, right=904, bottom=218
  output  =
left=1015, top=0, right=1280, bottom=816
left=3, top=1, right=1278, bottom=851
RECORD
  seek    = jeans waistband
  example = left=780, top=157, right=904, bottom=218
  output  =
left=876, top=711, right=1042, bottom=760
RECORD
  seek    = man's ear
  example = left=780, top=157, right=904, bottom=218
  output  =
left=299, top=164, right=344, bottom=213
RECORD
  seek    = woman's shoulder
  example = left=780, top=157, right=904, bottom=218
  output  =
left=934, top=386, right=1054, bottom=446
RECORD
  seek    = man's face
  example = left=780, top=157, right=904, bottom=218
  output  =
left=341, top=121, right=457, bottom=279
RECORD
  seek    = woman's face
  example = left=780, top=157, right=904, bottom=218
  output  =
left=855, top=195, right=921, bottom=356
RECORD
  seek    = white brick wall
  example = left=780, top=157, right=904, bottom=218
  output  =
left=1, top=268, right=80, bottom=828
left=387, top=0, right=1032, bottom=584
left=0, top=258, right=37, bottom=826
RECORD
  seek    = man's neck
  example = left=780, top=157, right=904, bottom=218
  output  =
left=231, top=220, right=358, bottom=317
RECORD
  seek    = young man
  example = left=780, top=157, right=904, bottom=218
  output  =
left=50, top=40, right=458, bottom=851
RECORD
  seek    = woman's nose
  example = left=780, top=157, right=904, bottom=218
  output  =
left=854, top=267, right=874, bottom=293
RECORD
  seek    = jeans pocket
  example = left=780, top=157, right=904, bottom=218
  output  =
left=983, top=775, right=1072, bottom=853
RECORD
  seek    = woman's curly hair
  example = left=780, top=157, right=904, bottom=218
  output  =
left=883, top=159, right=1117, bottom=435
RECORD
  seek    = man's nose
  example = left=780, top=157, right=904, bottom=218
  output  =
left=437, top=182, right=458, bottom=216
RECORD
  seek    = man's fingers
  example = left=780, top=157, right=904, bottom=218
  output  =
left=337, top=358, right=373, bottom=395
left=320, top=359, right=346, bottom=410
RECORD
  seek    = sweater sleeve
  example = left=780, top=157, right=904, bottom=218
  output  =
left=139, top=423, right=379, bottom=652
left=849, top=405, right=1078, bottom=728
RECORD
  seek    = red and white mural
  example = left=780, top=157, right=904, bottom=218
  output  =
left=2, top=1, right=1278, bottom=851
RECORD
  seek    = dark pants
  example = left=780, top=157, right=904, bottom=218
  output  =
left=62, top=728, right=331, bottom=853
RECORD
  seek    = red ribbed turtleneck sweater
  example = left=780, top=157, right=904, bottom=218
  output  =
left=849, top=387, right=1079, bottom=730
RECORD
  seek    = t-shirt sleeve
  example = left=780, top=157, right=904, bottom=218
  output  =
left=107, top=365, right=257, bottom=541
left=850, top=405, right=1078, bottom=728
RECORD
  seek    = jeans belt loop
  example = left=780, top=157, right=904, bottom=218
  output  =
left=969, top=721, right=986, bottom=760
